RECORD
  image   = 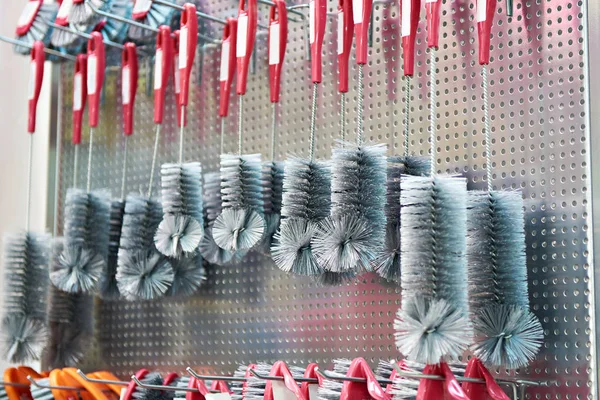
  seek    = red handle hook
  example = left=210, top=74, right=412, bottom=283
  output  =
left=72, top=54, right=87, bottom=144
left=236, top=0, right=258, bottom=95
left=121, top=42, right=139, bottom=136
left=400, top=0, right=420, bottom=76
left=27, top=41, right=45, bottom=134
left=337, top=0, right=354, bottom=92
left=477, top=0, right=497, bottom=65
left=352, top=0, right=372, bottom=65
left=268, top=0, right=288, bottom=103
left=219, top=18, right=238, bottom=117
left=309, top=0, right=327, bottom=83
left=179, top=4, right=198, bottom=107
left=153, top=25, right=173, bottom=124
left=86, top=32, right=106, bottom=128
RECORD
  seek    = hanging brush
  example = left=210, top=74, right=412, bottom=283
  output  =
left=91, top=0, right=133, bottom=45
left=213, top=0, right=266, bottom=252
left=128, top=0, right=178, bottom=43
left=51, top=33, right=111, bottom=295
left=394, top=1, right=472, bottom=365
left=69, top=0, right=111, bottom=26
left=199, top=19, right=247, bottom=266
left=372, top=0, right=430, bottom=282
left=258, top=1, right=287, bottom=255
left=154, top=5, right=205, bottom=259
left=271, top=0, right=331, bottom=276
left=14, top=0, right=58, bottom=55
left=50, top=0, right=88, bottom=50
left=312, top=0, right=387, bottom=275
left=317, top=358, right=390, bottom=400
left=466, top=0, right=542, bottom=370
left=0, top=43, right=50, bottom=364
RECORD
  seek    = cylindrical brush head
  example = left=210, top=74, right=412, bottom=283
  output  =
left=395, top=175, right=472, bottom=365
left=213, top=154, right=265, bottom=252
left=100, top=200, right=125, bottom=300
left=155, top=163, right=204, bottom=258
left=167, top=253, right=205, bottom=297
left=312, top=144, right=387, bottom=274
left=467, top=190, right=543, bottom=369
left=259, top=161, right=285, bottom=255
left=271, top=157, right=331, bottom=275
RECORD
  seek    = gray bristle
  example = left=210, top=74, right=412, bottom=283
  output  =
left=101, top=200, right=125, bottom=300
left=203, top=172, right=223, bottom=225
left=472, top=304, right=543, bottom=369
left=69, top=0, right=112, bottom=27
left=259, top=161, right=284, bottom=254
left=44, top=320, right=89, bottom=368
left=14, top=2, right=57, bottom=54
left=467, top=190, right=542, bottom=368
left=1, top=314, right=47, bottom=364
left=384, top=157, right=407, bottom=225
left=30, top=379, right=54, bottom=400
left=375, top=359, right=396, bottom=380
left=173, top=376, right=191, bottom=400
left=243, top=363, right=271, bottom=400
left=391, top=377, right=419, bottom=400
left=280, top=158, right=331, bottom=222
left=99, top=0, right=133, bottom=43
left=213, top=154, right=265, bottom=251
left=50, top=244, right=105, bottom=294
left=312, top=144, right=387, bottom=273
left=50, top=25, right=86, bottom=50
left=272, top=218, right=323, bottom=276
left=128, top=2, right=177, bottom=42
left=158, top=163, right=205, bottom=257
left=395, top=174, right=471, bottom=364
left=116, top=249, right=174, bottom=300
left=132, top=373, right=166, bottom=400
left=372, top=223, right=401, bottom=282
left=312, top=270, right=356, bottom=287
left=167, top=253, right=205, bottom=297
left=155, top=215, right=204, bottom=258
left=312, top=213, right=375, bottom=273
left=199, top=227, right=234, bottom=266
left=317, top=359, right=352, bottom=400
left=120, top=195, right=163, bottom=254
left=230, top=365, right=250, bottom=400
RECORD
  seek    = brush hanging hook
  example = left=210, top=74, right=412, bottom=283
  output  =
left=76, top=370, right=128, bottom=386
left=41, top=16, right=126, bottom=50
left=131, top=376, right=200, bottom=393
left=249, top=369, right=319, bottom=383
left=186, top=368, right=248, bottom=382
left=315, top=368, right=392, bottom=385
left=258, top=0, right=306, bottom=22
left=0, top=35, right=76, bottom=60
left=27, top=377, right=88, bottom=393
left=0, top=381, right=30, bottom=389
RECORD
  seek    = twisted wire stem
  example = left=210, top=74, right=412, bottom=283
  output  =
left=340, top=92, right=346, bottom=145
left=87, top=127, right=94, bottom=193
left=25, top=134, right=33, bottom=232
left=309, top=82, right=318, bottom=162
left=179, top=106, right=185, bottom=164
left=220, top=117, right=225, bottom=155
left=483, top=65, right=492, bottom=192
left=120, top=135, right=129, bottom=200
left=271, top=102, right=277, bottom=161
left=238, top=96, right=244, bottom=156
left=73, top=144, right=79, bottom=189
left=147, top=124, right=161, bottom=199
left=404, top=77, right=411, bottom=158
left=357, top=64, right=364, bottom=147
left=429, top=49, right=436, bottom=177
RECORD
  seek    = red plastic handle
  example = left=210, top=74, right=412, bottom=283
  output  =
left=463, top=359, right=509, bottom=400
left=86, top=32, right=106, bottom=128
left=477, top=0, right=497, bottom=65
left=185, top=377, right=205, bottom=400
left=162, top=373, right=179, bottom=387
left=73, top=54, right=87, bottom=144
left=339, top=358, right=391, bottom=400
left=309, top=0, right=326, bottom=83
left=132, top=0, right=152, bottom=20
left=263, top=361, right=307, bottom=400
left=122, top=370, right=149, bottom=400
left=235, top=0, right=258, bottom=95
left=219, top=18, right=237, bottom=117
left=27, top=41, right=45, bottom=134
left=300, top=363, right=321, bottom=400
left=153, top=26, right=173, bottom=124
left=16, top=0, right=42, bottom=36
left=352, top=0, right=372, bottom=65
left=401, top=0, right=420, bottom=76
left=210, top=381, right=231, bottom=394
left=121, top=42, right=138, bottom=136
left=268, top=0, right=288, bottom=103
left=179, top=3, right=198, bottom=107
left=425, top=0, right=441, bottom=48
left=172, top=30, right=185, bottom=127
left=55, top=0, right=73, bottom=26
left=337, top=0, right=353, bottom=93
left=415, top=364, right=469, bottom=400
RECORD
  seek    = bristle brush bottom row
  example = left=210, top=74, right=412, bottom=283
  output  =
left=271, top=217, right=321, bottom=276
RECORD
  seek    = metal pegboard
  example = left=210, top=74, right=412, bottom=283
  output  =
left=52, top=0, right=595, bottom=398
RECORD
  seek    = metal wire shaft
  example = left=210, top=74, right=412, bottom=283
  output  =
left=309, top=82, right=318, bottom=161
left=147, top=124, right=161, bottom=198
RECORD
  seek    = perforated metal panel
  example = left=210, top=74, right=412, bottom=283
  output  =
left=52, top=0, right=595, bottom=398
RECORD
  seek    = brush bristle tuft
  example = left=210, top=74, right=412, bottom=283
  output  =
left=168, top=253, right=205, bottom=297
left=131, top=372, right=164, bottom=400
left=116, top=249, right=174, bottom=300
left=128, top=2, right=177, bottom=42
left=155, top=215, right=204, bottom=258
left=213, top=208, right=264, bottom=252
left=272, top=218, right=322, bottom=276
left=1, top=314, right=47, bottom=364
left=51, top=245, right=105, bottom=294
left=69, top=0, right=110, bottom=26
left=14, top=2, right=57, bottom=54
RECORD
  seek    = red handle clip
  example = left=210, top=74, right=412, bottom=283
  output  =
left=16, top=0, right=42, bottom=36
left=154, top=25, right=173, bottom=124
left=400, top=0, right=420, bottom=76
left=73, top=54, right=87, bottom=144
left=86, top=32, right=106, bottom=128
left=219, top=18, right=237, bottom=117
left=55, top=0, right=73, bottom=26
left=172, top=30, right=185, bottom=127
left=263, top=361, right=307, bottom=400
left=337, top=0, right=353, bottom=92
left=352, top=0, right=372, bottom=65
left=477, top=0, right=496, bottom=65
left=268, top=0, right=288, bottom=103
left=309, top=0, right=326, bottom=83
left=179, top=3, right=198, bottom=107
left=339, top=358, right=390, bottom=400
left=426, top=0, right=441, bottom=48
left=121, top=42, right=138, bottom=136
left=462, top=358, right=509, bottom=400
left=27, top=41, right=45, bottom=134
left=235, top=0, right=258, bottom=95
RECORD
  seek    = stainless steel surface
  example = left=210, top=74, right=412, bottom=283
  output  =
left=53, top=0, right=595, bottom=398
